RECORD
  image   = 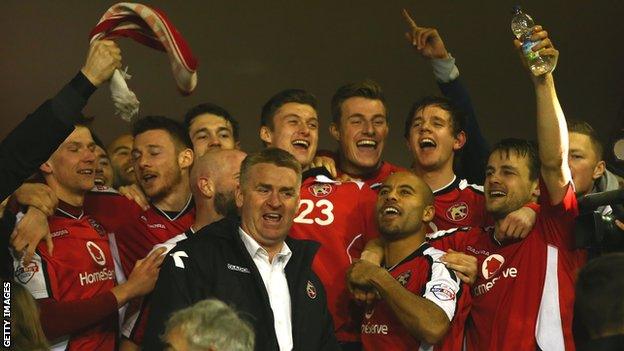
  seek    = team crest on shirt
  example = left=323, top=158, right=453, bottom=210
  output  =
left=15, top=261, right=39, bottom=284
left=86, top=241, right=107, bottom=266
left=308, top=183, right=333, bottom=198
left=446, top=202, right=468, bottom=222
left=306, top=280, right=317, bottom=299
left=396, top=270, right=412, bottom=286
left=87, top=218, right=107, bottom=236
left=482, top=254, right=505, bottom=280
left=430, top=283, right=456, bottom=301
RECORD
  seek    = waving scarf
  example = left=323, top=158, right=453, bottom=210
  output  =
left=90, top=2, right=198, bottom=121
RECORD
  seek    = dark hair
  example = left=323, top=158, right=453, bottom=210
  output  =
left=490, top=138, right=540, bottom=181
left=240, top=148, right=302, bottom=187
left=90, top=130, right=106, bottom=150
left=183, top=103, right=240, bottom=141
left=575, top=253, right=624, bottom=338
left=331, top=79, right=387, bottom=125
left=568, top=119, right=604, bottom=160
left=132, top=115, right=192, bottom=149
left=404, top=96, right=466, bottom=139
left=260, top=89, right=318, bottom=130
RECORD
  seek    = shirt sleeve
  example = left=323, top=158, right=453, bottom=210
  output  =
left=421, top=260, right=462, bottom=322
left=538, top=180, right=579, bottom=250
left=0, top=72, right=96, bottom=200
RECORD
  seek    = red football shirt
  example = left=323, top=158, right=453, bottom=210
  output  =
left=427, top=182, right=584, bottom=351
left=289, top=169, right=379, bottom=342
left=83, top=186, right=195, bottom=277
left=429, top=176, right=489, bottom=233
left=338, top=161, right=407, bottom=189
left=360, top=243, right=468, bottom=351
left=13, top=204, right=117, bottom=351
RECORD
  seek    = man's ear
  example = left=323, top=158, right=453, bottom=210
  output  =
left=178, top=148, right=194, bottom=169
left=531, top=179, right=541, bottom=198
left=235, top=183, right=244, bottom=208
left=260, top=126, right=273, bottom=145
left=329, top=123, right=341, bottom=142
left=422, top=205, right=435, bottom=223
left=592, top=160, right=606, bottom=180
left=197, top=176, right=214, bottom=199
left=453, top=131, right=467, bottom=151
left=40, top=160, right=53, bottom=175
left=235, top=140, right=241, bottom=150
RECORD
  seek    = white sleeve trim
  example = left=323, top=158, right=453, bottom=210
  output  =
left=422, top=248, right=461, bottom=321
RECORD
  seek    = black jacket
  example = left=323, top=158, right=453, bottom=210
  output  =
left=143, top=218, right=340, bottom=351
left=0, top=72, right=95, bottom=200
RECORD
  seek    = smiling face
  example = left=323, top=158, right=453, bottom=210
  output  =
left=407, top=104, right=465, bottom=172
left=107, top=134, right=135, bottom=187
left=42, top=126, right=96, bottom=200
left=260, top=102, right=319, bottom=169
left=376, top=172, right=434, bottom=241
left=188, top=113, right=238, bottom=157
left=485, top=150, right=538, bottom=219
left=132, top=129, right=187, bottom=202
left=236, top=163, right=300, bottom=253
left=94, top=146, right=114, bottom=187
left=331, top=97, right=388, bottom=175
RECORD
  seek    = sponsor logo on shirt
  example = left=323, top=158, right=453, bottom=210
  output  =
left=50, top=229, right=69, bottom=238
left=430, top=283, right=456, bottom=301
left=446, top=202, right=468, bottom=222
left=227, top=263, right=250, bottom=274
left=79, top=267, right=114, bottom=286
left=86, top=241, right=106, bottom=266
left=396, top=270, right=411, bottom=286
left=466, top=245, right=490, bottom=257
left=361, top=322, right=388, bottom=335
left=308, top=183, right=333, bottom=197
left=306, top=280, right=317, bottom=299
left=87, top=218, right=106, bottom=236
left=364, top=306, right=374, bottom=320
left=474, top=255, right=518, bottom=297
left=15, top=262, right=39, bottom=284
left=147, top=223, right=167, bottom=229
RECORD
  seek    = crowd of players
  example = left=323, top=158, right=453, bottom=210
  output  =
left=2, top=9, right=623, bottom=351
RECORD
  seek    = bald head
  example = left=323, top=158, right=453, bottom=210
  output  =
left=191, top=149, right=247, bottom=195
left=376, top=171, right=435, bottom=240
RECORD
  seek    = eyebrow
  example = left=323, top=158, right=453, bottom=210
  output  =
left=398, top=184, right=416, bottom=192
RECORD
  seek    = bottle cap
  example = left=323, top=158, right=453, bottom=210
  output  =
left=511, top=5, right=522, bottom=14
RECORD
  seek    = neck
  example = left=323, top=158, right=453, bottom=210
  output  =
left=153, top=177, right=191, bottom=212
left=384, top=231, right=426, bottom=268
left=46, top=179, right=85, bottom=207
left=193, top=201, right=224, bottom=232
left=338, top=152, right=379, bottom=178
left=240, top=222, right=284, bottom=263
left=412, top=164, right=456, bottom=192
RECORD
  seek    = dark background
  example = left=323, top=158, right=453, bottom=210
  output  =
left=2, top=1, right=623, bottom=168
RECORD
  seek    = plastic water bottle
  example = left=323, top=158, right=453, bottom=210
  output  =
left=511, top=6, right=554, bottom=75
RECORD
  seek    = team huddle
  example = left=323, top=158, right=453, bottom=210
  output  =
left=3, top=7, right=620, bottom=351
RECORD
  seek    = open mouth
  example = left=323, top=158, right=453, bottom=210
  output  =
left=418, top=138, right=437, bottom=150
left=125, top=166, right=134, bottom=174
left=142, top=173, right=157, bottom=184
left=356, top=139, right=377, bottom=150
left=292, top=139, right=310, bottom=151
left=77, top=169, right=94, bottom=175
left=488, top=190, right=507, bottom=198
left=94, top=177, right=106, bottom=186
left=263, top=213, right=282, bottom=222
left=380, top=205, right=401, bottom=218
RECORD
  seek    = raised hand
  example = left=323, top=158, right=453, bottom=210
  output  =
left=81, top=40, right=122, bottom=87
left=402, top=8, right=449, bottom=60
left=513, top=25, right=559, bottom=79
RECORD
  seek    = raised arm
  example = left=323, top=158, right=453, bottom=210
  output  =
left=516, top=27, right=571, bottom=204
left=402, top=9, right=488, bottom=184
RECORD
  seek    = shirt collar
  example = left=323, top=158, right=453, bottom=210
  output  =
left=238, top=227, right=292, bottom=263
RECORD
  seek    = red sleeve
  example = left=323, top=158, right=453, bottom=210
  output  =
left=538, top=180, right=578, bottom=250
left=427, top=227, right=473, bottom=252
left=38, top=291, right=118, bottom=340
left=83, top=190, right=140, bottom=232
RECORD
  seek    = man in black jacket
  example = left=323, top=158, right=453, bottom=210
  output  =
left=144, top=148, right=340, bottom=351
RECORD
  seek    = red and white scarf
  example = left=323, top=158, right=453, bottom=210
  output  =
left=90, top=2, right=198, bottom=121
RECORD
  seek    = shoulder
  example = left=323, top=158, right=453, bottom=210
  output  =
left=427, top=226, right=474, bottom=241
left=457, top=179, right=484, bottom=195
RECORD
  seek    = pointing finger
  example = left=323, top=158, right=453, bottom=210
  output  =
left=402, top=8, right=418, bottom=29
